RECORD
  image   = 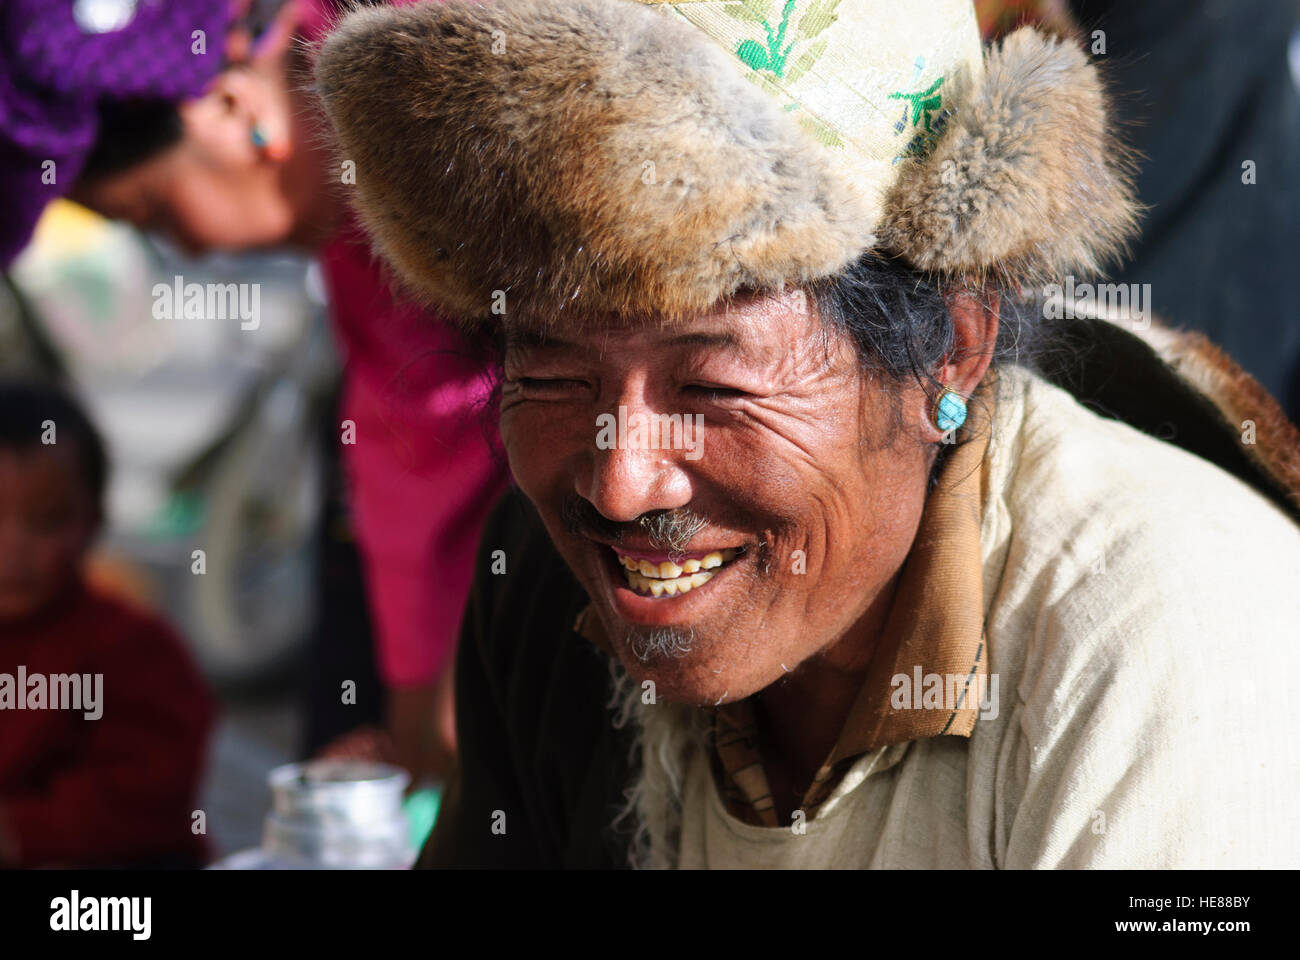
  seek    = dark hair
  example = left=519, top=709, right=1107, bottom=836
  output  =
left=809, top=252, right=1044, bottom=482
left=79, top=99, right=184, bottom=182
left=0, top=379, right=108, bottom=517
left=810, top=253, right=959, bottom=391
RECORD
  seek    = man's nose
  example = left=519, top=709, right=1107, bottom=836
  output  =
left=577, top=400, right=693, bottom=524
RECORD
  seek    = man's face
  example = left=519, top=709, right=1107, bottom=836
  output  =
left=501, top=290, right=933, bottom=705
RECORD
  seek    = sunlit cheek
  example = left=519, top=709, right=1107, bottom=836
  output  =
left=226, top=191, right=291, bottom=247
left=736, top=544, right=816, bottom=647
left=734, top=481, right=864, bottom=629
left=501, top=406, right=586, bottom=501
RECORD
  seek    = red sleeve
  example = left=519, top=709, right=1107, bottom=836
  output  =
left=3, top=612, right=215, bottom=868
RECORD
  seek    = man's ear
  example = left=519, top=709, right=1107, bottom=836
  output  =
left=944, top=284, right=1000, bottom=395
left=918, top=284, right=999, bottom=442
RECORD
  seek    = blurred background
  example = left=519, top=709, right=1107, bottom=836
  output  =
left=0, top=0, right=507, bottom=871
left=5, top=202, right=334, bottom=856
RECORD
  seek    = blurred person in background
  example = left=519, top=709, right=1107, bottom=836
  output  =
left=0, top=380, right=214, bottom=868
left=0, top=0, right=510, bottom=785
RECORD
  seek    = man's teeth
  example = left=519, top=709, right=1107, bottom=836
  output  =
left=617, top=549, right=736, bottom=578
left=616, top=548, right=738, bottom=597
left=625, top=569, right=714, bottom=597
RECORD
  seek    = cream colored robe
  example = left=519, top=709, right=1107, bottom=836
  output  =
left=670, top=365, right=1300, bottom=868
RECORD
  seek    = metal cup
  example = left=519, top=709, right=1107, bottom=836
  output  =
left=262, top=759, right=411, bottom=869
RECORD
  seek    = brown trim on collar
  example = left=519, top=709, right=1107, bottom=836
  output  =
left=831, top=371, right=997, bottom=759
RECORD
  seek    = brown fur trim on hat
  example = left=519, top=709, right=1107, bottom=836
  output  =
left=880, top=26, right=1140, bottom=289
left=313, top=0, right=874, bottom=327
left=315, top=3, right=1139, bottom=325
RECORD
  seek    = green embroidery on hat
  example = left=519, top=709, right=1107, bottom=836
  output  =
left=889, top=75, right=949, bottom=161
left=712, top=1, right=844, bottom=148
left=796, top=0, right=841, bottom=38
left=732, top=0, right=797, bottom=76
left=724, top=0, right=840, bottom=80
left=888, top=76, right=945, bottom=132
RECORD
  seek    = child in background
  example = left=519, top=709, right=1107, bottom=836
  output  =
left=0, top=380, right=214, bottom=868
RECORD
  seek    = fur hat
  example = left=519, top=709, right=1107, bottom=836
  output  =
left=313, top=0, right=1139, bottom=327
left=314, top=0, right=1300, bottom=522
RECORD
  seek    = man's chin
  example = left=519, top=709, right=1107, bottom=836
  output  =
left=620, top=623, right=698, bottom=663
left=608, top=623, right=761, bottom=707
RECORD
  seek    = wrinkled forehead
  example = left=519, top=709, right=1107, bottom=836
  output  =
left=500, top=286, right=826, bottom=357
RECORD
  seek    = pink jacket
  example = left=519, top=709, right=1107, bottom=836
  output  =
left=304, top=0, right=507, bottom=689
left=319, top=224, right=508, bottom=688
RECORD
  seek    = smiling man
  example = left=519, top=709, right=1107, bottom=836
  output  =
left=315, top=0, right=1300, bottom=868
left=502, top=290, right=964, bottom=717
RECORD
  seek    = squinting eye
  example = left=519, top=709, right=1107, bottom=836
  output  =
left=684, top=383, right=750, bottom=401
left=516, top=377, right=590, bottom=396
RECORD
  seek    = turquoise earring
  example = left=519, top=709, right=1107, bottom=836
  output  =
left=250, top=125, right=269, bottom=149
left=933, top=390, right=967, bottom=432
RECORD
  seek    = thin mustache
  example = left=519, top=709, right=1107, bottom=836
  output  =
left=562, top=496, right=709, bottom=553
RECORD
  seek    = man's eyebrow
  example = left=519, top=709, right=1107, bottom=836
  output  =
left=664, top=331, right=739, bottom=349
left=665, top=329, right=762, bottom=364
left=503, top=329, right=580, bottom=351
left=503, top=327, right=753, bottom=358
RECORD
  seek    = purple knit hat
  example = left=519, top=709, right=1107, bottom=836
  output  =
left=0, top=0, right=234, bottom=268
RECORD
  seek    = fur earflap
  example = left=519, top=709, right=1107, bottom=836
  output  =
left=879, top=27, right=1140, bottom=288
left=313, top=0, right=874, bottom=327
